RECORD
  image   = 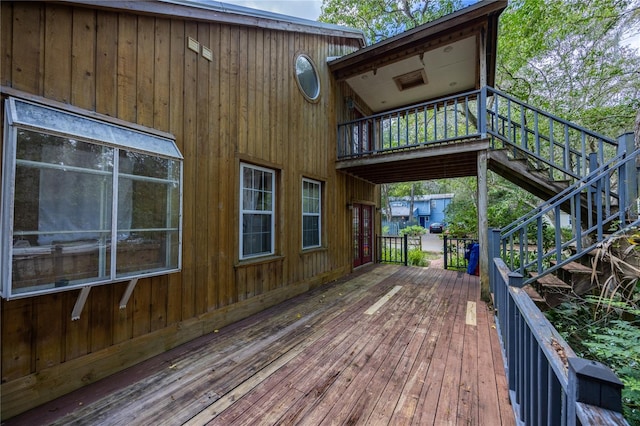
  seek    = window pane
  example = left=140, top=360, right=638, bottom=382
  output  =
left=303, top=216, right=320, bottom=247
left=295, top=55, right=320, bottom=100
left=116, top=230, right=179, bottom=277
left=302, top=179, right=321, bottom=248
left=242, top=213, right=272, bottom=256
left=12, top=98, right=181, bottom=159
left=4, top=100, right=183, bottom=298
left=11, top=130, right=113, bottom=294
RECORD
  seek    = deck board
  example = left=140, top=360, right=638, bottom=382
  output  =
left=7, top=265, right=515, bottom=426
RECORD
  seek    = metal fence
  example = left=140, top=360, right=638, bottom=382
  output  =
left=376, top=235, right=421, bottom=265
left=443, top=236, right=477, bottom=270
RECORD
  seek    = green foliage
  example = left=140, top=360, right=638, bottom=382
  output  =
left=547, top=291, right=640, bottom=423
left=407, top=248, right=427, bottom=266
left=498, top=0, right=640, bottom=137
left=320, top=0, right=463, bottom=44
left=399, top=225, right=427, bottom=237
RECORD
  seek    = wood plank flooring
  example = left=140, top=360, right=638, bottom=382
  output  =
left=6, top=264, right=514, bottom=425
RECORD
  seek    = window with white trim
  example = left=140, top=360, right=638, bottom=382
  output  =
left=240, top=163, right=275, bottom=259
left=302, top=178, right=321, bottom=249
left=1, top=98, right=183, bottom=299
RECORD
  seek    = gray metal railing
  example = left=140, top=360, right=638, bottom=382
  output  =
left=489, top=254, right=628, bottom=425
left=498, top=148, right=640, bottom=287
left=376, top=235, right=421, bottom=265
left=485, top=87, right=618, bottom=185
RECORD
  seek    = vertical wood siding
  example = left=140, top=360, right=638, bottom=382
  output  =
left=0, top=2, right=374, bottom=417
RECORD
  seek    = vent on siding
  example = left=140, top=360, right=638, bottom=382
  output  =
left=393, top=69, right=428, bottom=91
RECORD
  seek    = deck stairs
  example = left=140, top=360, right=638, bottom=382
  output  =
left=483, top=88, right=637, bottom=308
left=489, top=87, right=639, bottom=307
left=336, top=86, right=638, bottom=308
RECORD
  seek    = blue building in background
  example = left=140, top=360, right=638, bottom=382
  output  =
left=384, top=194, right=453, bottom=234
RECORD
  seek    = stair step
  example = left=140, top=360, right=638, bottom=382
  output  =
left=522, top=284, right=548, bottom=309
left=549, top=260, right=596, bottom=295
left=529, top=271, right=571, bottom=289
left=529, top=272, right=571, bottom=308
left=551, top=259, right=595, bottom=274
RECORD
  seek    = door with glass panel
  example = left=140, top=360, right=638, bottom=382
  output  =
left=352, top=204, right=373, bottom=267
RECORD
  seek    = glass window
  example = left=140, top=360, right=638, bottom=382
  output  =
left=240, top=163, right=275, bottom=259
left=295, top=54, right=320, bottom=101
left=1, top=98, right=182, bottom=299
left=302, top=178, right=321, bottom=249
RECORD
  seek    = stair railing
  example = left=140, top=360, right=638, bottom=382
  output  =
left=497, top=148, right=640, bottom=287
left=484, top=87, right=618, bottom=187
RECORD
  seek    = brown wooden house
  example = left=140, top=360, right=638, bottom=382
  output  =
left=0, top=0, right=506, bottom=418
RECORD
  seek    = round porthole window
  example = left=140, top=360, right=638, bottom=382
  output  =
left=295, top=54, right=320, bottom=101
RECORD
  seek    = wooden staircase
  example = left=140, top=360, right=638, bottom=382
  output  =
left=487, top=89, right=638, bottom=309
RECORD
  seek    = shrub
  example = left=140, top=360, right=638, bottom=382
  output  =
left=407, top=248, right=427, bottom=266
left=399, top=225, right=426, bottom=237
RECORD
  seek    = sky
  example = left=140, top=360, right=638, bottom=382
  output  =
left=221, top=0, right=640, bottom=49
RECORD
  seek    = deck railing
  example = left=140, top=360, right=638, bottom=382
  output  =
left=337, top=90, right=482, bottom=159
left=489, top=252, right=628, bottom=425
left=376, top=235, right=421, bottom=265
left=498, top=148, right=640, bottom=287
left=485, top=87, right=618, bottom=184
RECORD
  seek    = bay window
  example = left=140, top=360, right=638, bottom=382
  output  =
left=1, top=97, right=183, bottom=299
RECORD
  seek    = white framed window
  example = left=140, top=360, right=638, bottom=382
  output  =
left=302, top=178, right=321, bottom=249
left=240, top=163, right=275, bottom=259
left=1, top=97, right=183, bottom=299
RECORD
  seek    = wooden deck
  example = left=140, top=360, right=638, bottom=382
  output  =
left=6, top=265, right=515, bottom=425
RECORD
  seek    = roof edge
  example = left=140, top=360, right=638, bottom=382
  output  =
left=53, top=0, right=366, bottom=45
left=329, top=0, right=507, bottom=70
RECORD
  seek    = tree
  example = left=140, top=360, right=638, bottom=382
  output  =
left=320, top=0, right=463, bottom=44
left=497, top=0, right=640, bottom=137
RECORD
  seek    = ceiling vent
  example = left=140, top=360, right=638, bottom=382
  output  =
left=393, top=69, right=428, bottom=91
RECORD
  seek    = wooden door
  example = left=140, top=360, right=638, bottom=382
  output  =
left=353, top=204, right=373, bottom=267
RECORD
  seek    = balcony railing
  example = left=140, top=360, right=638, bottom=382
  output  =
left=337, top=86, right=618, bottom=189
left=337, top=90, right=482, bottom=159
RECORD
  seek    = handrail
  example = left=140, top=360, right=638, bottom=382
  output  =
left=485, top=86, right=618, bottom=187
left=337, top=86, right=618, bottom=192
left=499, top=150, right=626, bottom=236
left=489, top=255, right=628, bottom=426
left=499, top=149, right=639, bottom=286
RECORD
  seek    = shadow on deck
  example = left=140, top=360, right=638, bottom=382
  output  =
left=7, top=265, right=514, bottom=425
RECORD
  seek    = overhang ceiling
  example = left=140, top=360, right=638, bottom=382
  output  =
left=344, top=36, right=478, bottom=112
left=329, top=0, right=506, bottom=114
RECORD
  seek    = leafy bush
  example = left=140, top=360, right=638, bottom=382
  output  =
left=399, top=225, right=426, bottom=237
left=407, top=248, right=427, bottom=266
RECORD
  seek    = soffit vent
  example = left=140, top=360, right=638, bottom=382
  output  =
left=393, top=69, right=428, bottom=91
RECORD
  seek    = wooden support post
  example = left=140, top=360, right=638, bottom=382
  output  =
left=478, top=150, right=490, bottom=300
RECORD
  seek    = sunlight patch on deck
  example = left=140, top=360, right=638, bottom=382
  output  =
left=365, top=286, right=403, bottom=315
left=465, top=301, right=477, bottom=326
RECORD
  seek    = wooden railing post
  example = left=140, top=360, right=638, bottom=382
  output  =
left=568, top=357, right=624, bottom=426
left=479, top=86, right=487, bottom=138
left=619, top=132, right=638, bottom=219
left=489, top=228, right=501, bottom=294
